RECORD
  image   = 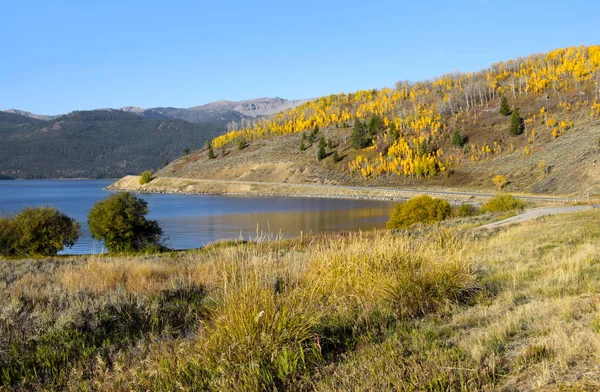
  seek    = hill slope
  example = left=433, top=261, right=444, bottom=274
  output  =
left=157, top=46, right=600, bottom=196
left=0, top=110, right=223, bottom=179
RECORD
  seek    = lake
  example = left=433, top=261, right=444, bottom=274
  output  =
left=0, top=180, right=397, bottom=254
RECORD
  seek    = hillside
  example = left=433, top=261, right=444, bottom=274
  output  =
left=156, top=46, right=600, bottom=197
left=0, top=110, right=223, bottom=179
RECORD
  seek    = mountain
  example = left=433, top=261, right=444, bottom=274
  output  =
left=119, top=97, right=308, bottom=123
left=0, top=110, right=224, bottom=179
left=155, top=45, right=600, bottom=197
left=3, top=109, right=58, bottom=121
left=0, top=97, right=307, bottom=179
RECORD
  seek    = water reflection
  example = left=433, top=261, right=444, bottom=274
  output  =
left=158, top=206, right=395, bottom=249
left=0, top=180, right=397, bottom=254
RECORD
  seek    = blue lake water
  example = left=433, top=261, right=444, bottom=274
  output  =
left=0, top=180, right=397, bottom=254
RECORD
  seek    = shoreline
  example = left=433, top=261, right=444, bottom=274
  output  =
left=107, top=176, right=595, bottom=204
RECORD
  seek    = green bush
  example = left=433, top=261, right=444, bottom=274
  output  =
left=139, top=170, right=153, bottom=185
left=387, top=195, right=452, bottom=229
left=0, top=207, right=80, bottom=256
left=451, top=130, right=467, bottom=148
left=87, top=193, right=163, bottom=252
left=481, top=194, right=525, bottom=213
left=454, top=203, right=479, bottom=217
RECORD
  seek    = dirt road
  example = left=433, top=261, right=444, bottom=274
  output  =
left=479, top=205, right=599, bottom=230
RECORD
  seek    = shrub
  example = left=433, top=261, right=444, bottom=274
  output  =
left=0, top=207, right=80, bottom=256
left=492, top=174, right=508, bottom=190
left=451, top=130, right=467, bottom=148
left=139, top=170, right=153, bottom=185
left=455, top=203, right=479, bottom=217
left=387, top=195, right=452, bottom=229
left=88, top=193, right=163, bottom=252
left=481, top=194, right=525, bottom=213
left=238, top=139, right=247, bottom=151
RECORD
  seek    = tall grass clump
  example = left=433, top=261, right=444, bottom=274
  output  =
left=303, top=231, right=476, bottom=322
left=95, top=232, right=477, bottom=390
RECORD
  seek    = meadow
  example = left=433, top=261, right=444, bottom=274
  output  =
left=1, top=209, right=599, bottom=390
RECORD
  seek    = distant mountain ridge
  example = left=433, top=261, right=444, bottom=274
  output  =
left=4, top=97, right=308, bottom=125
left=3, top=109, right=58, bottom=121
left=0, top=97, right=311, bottom=179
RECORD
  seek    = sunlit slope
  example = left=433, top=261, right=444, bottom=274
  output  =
left=161, top=46, right=600, bottom=195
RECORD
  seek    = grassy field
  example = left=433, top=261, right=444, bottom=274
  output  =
left=1, top=210, right=599, bottom=390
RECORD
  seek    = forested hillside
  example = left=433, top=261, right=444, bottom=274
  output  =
left=0, top=110, right=223, bottom=179
left=164, top=46, right=600, bottom=195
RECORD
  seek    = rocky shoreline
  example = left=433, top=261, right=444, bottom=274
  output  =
left=107, top=176, right=591, bottom=205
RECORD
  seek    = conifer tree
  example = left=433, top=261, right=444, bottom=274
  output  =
left=499, top=95, right=511, bottom=116
left=332, top=150, right=342, bottom=162
left=351, top=119, right=371, bottom=149
left=317, top=136, right=327, bottom=161
left=207, top=140, right=216, bottom=159
left=510, top=109, right=524, bottom=136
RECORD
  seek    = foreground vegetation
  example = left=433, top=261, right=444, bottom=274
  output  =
left=1, top=209, right=599, bottom=390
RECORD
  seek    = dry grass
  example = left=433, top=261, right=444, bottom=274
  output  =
left=1, top=210, right=600, bottom=390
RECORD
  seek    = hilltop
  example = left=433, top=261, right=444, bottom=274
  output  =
left=149, top=46, right=600, bottom=197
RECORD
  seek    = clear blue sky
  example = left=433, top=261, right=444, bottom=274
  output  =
left=1, top=0, right=598, bottom=115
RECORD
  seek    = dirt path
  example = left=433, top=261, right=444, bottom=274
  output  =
left=479, top=205, right=599, bottom=229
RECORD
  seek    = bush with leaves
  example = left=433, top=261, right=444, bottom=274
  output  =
left=454, top=203, right=479, bottom=217
left=88, top=193, right=163, bottom=252
left=481, top=194, right=525, bottom=213
left=387, top=195, right=452, bottom=229
left=0, top=207, right=80, bottom=256
left=139, top=170, right=153, bottom=185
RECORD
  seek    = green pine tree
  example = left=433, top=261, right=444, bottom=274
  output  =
left=499, top=95, right=511, bottom=116
left=351, top=119, right=371, bottom=149
left=332, top=150, right=343, bottom=163
left=510, top=109, right=524, bottom=136
left=317, top=136, right=327, bottom=161
left=207, top=140, right=216, bottom=159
